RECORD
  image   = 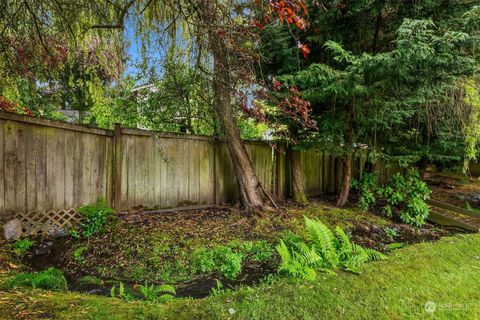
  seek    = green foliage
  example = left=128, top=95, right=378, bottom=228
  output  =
left=110, top=282, right=134, bottom=301
left=192, top=240, right=274, bottom=279
left=466, top=202, right=480, bottom=213
left=72, top=246, right=88, bottom=262
left=260, top=3, right=480, bottom=166
left=69, top=229, right=80, bottom=240
left=228, top=240, right=275, bottom=262
left=276, top=217, right=387, bottom=279
left=384, top=227, right=399, bottom=239
left=192, top=245, right=243, bottom=280
left=13, top=238, right=35, bottom=255
left=378, top=170, right=431, bottom=226
left=76, top=198, right=114, bottom=239
left=353, top=169, right=431, bottom=226
left=210, top=280, right=233, bottom=296
left=351, top=173, right=377, bottom=211
left=138, top=284, right=176, bottom=304
left=7, top=268, right=68, bottom=292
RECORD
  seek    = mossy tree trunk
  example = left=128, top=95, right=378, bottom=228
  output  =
left=336, top=102, right=355, bottom=207
left=290, top=150, right=309, bottom=204
left=201, top=1, right=266, bottom=212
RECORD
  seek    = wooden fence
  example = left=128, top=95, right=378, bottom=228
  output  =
left=0, top=111, right=397, bottom=224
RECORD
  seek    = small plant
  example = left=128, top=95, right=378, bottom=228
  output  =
left=7, top=268, right=68, bottom=291
left=72, top=246, right=88, bottom=262
left=466, top=202, right=480, bottom=213
left=192, top=240, right=275, bottom=280
left=110, top=282, right=134, bottom=301
left=13, top=238, right=35, bottom=255
left=193, top=245, right=243, bottom=279
left=210, top=280, right=232, bottom=296
left=229, top=240, right=275, bottom=262
left=379, top=170, right=431, bottom=226
left=384, top=227, right=398, bottom=239
left=76, top=198, right=114, bottom=239
left=276, top=217, right=387, bottom=280
left=138, top=284, right=176, bottom=304
left=69, top=229, right=80, bottom=240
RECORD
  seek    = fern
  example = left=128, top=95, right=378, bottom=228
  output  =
left=276, top=217, right=387, bottom=279
left=138, top=284, right=176, bottom=304
left=304, top=217, right=339, bottom=268
left=7, top=268, right=67, bottom=291
left=276, top=240, right=317, bottom=280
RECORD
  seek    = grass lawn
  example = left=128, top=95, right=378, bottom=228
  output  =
left=1, top=233, right=479, bottom=319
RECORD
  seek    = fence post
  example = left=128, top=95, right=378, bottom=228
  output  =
left=213, top=138, right=219, bottom=205
left=113, top=123, right=122, bottom=211
left=274, top=143, right=285, bottom=199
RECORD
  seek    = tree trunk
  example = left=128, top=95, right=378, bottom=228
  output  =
left=336, top=102, right=355, bottom=207
left=336, top=152, right=353, bottom=207
left=290, top=150, right=308, bottom=204
left=201, top=2, right=266, bottom=211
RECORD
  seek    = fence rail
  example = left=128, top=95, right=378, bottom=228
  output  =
left=0, top=111, right=393, bottom=222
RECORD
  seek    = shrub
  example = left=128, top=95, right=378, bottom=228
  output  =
left=76, top=198, right=114, bottom=239
left=276, top=217, right=387, bottom=280
left=351, top=173, right=377, bottom=211
left=7, top=268, right=68, bottom=291
left=13, top=238, right=35, bottom=255
left=352, top=169, right=431, bottom=226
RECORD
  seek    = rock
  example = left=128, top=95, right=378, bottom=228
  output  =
left=48, top=227, right=69, bottom=239
left=2, top=219, right=22, bottom=241
left=35, top=243, right=52, bottom=256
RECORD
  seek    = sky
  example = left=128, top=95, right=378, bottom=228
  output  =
left=123, top=18, right=170, bottom=81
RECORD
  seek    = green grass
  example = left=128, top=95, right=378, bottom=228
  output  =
left=1, top=233, right=479, bottom=319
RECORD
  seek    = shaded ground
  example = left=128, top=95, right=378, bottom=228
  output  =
left=0, top=239, right=21, bottom=274
left=9, top=201, right=457, bottom=300
left=424, top=172, right=480, bottom=209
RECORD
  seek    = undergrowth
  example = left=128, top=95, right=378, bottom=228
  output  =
left=352, top=169, right=431, bottom=226
left=12, top=238, right=35, bottom=255
left=192, top=240, right=274, bottom=279
left=6, top=268, right=68, bottom=291
left=72, top=198, right=114, bottom=239
left=277, top=216, right=387, bottom=279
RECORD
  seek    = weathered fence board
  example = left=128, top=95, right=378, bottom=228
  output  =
left=0, top=111, right=387, bottom=221
left=118, top=132, right=216, bottom=210
left=298, top=148, right=338, bottom=196
left=0, top=115, right=113, bottom=222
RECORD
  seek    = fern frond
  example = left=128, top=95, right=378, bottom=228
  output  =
left=294, top=242, right=321, bottom=266
left=157, top=284, right=176, bottom=295
left=364, top=248, right=388, bottom=261
left=304, top=217, right=339, bottom=267
left=276, top=240, right=293, bottom=269
left=334, top=226, right=352, bottom=256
